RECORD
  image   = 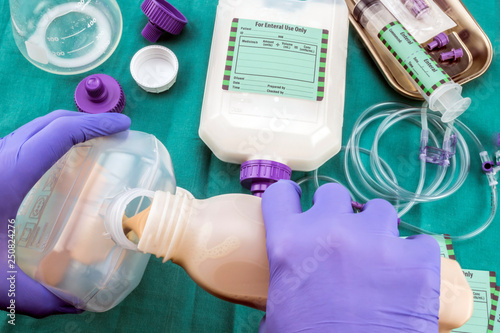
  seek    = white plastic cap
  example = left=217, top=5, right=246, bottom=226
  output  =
left=130, top=45, right=179, bottom=93
left=428, top=83, right=471, bottom=123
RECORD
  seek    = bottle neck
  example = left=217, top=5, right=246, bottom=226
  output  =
left=137, top=188, right=194, bottom=261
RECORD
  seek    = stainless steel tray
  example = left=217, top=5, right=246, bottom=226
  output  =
left=349, top=0, right=493, bottom=100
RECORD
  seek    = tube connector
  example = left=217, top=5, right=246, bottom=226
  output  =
left=440, top=48, right=464, bottom=62
left=420, top=133, right=457, bottom=167
left=427, top=33, right=449, bottom=51
left=495, top=150, right=500, bottom=166
left=480, top=151, right=499, bottom=187
left=419, top=128, right=430, bottom=161
left=482, top=161, right=495, bottom=173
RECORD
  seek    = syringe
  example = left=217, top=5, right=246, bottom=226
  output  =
left=346, top=0, right=470, bottom=122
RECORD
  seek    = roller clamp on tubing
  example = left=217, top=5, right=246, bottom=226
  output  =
left=419, top=129, right=458, bottom=167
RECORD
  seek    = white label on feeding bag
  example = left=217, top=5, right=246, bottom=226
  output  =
left=222, top=18, right=329, bottom=101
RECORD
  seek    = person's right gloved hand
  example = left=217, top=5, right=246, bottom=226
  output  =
left=260, top=180, right=441, bottom=333
left=0, top=110, right=130, bottom=318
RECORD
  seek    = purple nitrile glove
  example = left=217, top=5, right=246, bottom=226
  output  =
left=0, top=110, right=130, bottom=318
left=260, top=180, right=440, bottom=333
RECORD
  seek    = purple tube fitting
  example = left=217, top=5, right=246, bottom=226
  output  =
left=240, top=160, right=292, bottom=197
left=427, top=32, right=449, bottom=51
left=75, top=74, right=125, bottom=114
left=141, top=0, right=187, bottom=43
left=351, top=201, right=364, bottom=211
left=482, top=161, right=495, bottom=173
left=439, top=48, right=464, bottom=62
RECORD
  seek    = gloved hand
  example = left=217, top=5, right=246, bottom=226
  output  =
left=260, top=180, right=441, bottom=333
left=0, top=110, right=131, bottom=318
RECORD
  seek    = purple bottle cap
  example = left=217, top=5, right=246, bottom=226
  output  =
left=240, top=160, right=292, bottom=197
left=75, top=74, right=125, bottom=114
left=141, top=0, right=187, bottom=43
left=427, top=32, right=449, bottom=51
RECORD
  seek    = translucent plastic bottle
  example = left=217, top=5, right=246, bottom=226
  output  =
left=200, top=0, right=349, bottom=194
left=346, top=0, right=470, bottom=122
left=121, top=189, right=473, bottom=332
left=15, top=131, right=175, bottom=311
left=9, top=0, right=122, bottom=74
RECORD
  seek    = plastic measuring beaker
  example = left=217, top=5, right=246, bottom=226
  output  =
left=9, top=0, right=123, bottom=75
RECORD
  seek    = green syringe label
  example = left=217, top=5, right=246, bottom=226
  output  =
left=378, top=21, right=451, bottom=96
left=223, top=18, right=328, bottom=101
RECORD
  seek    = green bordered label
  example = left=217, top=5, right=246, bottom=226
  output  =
left=378, top=21, right=451, bottom=96
left=489, top=272, right=497, bottom=332
left=223, top=18, right=328, bottom=101
left=443, top=234, right=455, bottom=260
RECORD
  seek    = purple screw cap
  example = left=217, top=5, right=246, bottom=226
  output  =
left=240, top=160, right=292, bottom=197
left=75, top=74, right=125, bottom=114
left=141, top=0, right=187, bottom=43
left=427, top=32, right=449, bottom=51
left=439, top=48, right=464, bottom=61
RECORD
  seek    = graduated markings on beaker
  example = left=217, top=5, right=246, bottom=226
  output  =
left=45, top=15, right=101, bottom=57
left=60, top=28, right=87, bottom=40
left=68, top=41, right=95, bottom=55
left=77, top=0, right=91, bottom=11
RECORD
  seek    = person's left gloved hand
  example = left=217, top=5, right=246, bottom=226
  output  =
left=0, top=110, right=131, bottom=318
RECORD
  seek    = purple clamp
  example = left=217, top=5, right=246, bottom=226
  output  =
left=75, top=74, right=125, bottom=114
left=427, top=32, right=449, bottom=51
left=240, top=160, right=292, bottom=197
left=141, top=0, right=187, bottom=43
left=440, top=48, right=464, bottom=62
left=420, top=132, right=457, bottom=167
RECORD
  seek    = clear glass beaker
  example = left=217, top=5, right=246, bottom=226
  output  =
left=9, top=0, right=123, bottom=75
